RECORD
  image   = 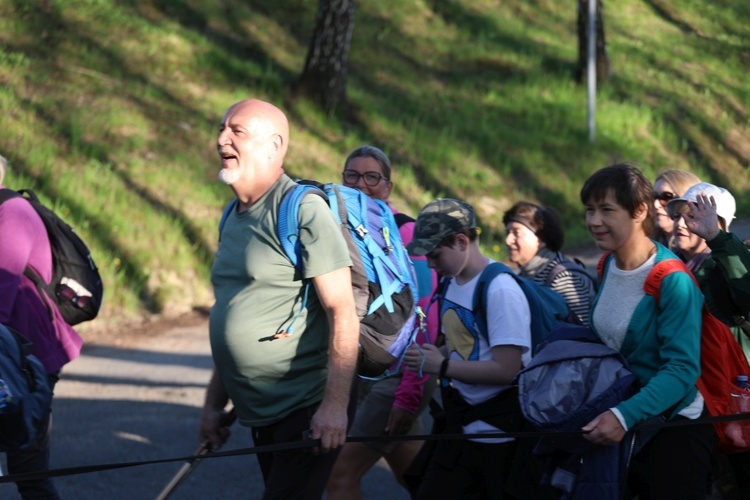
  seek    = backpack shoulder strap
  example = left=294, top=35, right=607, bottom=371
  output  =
left=277, top=183, right=328, bottom=271
left=544, top=259, right=594, bottom=288
left=643, top=259, right=695, bottom=305
left=596, top=251, right=612, bottom=281
left=472, top=262, right=513, bottom=342
left=0, top=188, right=21, bottom=205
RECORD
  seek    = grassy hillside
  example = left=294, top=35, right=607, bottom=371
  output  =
left=1, top=0, right=748, bottom=332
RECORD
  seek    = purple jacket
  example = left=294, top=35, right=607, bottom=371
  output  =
left=0, top=186, right=83, bottom=373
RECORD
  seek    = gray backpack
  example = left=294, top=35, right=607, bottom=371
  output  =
left=517, top=322, right=638, bottom=453
left=0, top=324, right=52, bottom=451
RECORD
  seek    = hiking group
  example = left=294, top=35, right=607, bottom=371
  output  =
left=2, top=97, right=750, bottom=500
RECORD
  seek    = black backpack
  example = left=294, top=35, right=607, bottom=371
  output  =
left=0, top=324, right=52, bottom=451
left=0, top=189, right=103, bottom=325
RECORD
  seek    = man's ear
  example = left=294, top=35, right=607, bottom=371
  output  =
left=268, top=133, right=283, bottom=158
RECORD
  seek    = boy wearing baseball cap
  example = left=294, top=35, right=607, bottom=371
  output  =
left=403, top=198, right=534, bottom=498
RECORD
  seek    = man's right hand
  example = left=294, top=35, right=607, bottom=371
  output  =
left=198, top=407, right=231, bottom=451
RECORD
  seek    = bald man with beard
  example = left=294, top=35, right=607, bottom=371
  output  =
left=198, top=99, right=359, bottom=499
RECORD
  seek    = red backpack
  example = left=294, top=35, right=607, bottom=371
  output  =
left=598, top=253, right=750, bottom=453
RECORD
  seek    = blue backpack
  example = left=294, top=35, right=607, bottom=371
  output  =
left=220, top=181, right=418, bottom=378
left=471, top=262, right=576, bottom=354
left=0, top=324, right=52, bottom=451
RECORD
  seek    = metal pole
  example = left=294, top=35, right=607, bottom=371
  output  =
left=587, top=0, right=597, bottom=142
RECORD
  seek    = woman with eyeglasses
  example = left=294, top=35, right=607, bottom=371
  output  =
left=652, top=169, right=701, bottom=247
left=327, top=145, right=439, bottom=500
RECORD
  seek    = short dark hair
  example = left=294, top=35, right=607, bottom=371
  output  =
left=344, top=145, right=391, bottom=180
left=502, top=201, right=565, bottom=251
left=580, top=163, right=655, bottom=236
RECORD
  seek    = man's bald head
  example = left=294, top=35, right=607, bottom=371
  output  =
left=217, top=99, right=291, bottom=205
left=225, top=99, right=289, bottom=163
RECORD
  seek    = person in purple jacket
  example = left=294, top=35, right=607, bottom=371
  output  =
left=0, top=155, right=83, bottom=499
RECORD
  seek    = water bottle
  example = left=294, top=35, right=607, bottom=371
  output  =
left=727, top=375, right=750, bottom=448
left=0, top=379, right=13, bottom=410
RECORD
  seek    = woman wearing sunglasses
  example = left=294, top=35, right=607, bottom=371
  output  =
left=652, top=169, right=701, bottom=247
left=327, top=145, right=439, bottom=500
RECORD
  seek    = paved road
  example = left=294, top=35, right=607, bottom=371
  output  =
left=0, top=324, right=409, bottom=499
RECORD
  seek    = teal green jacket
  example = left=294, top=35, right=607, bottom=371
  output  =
left=691, top=231, right=750, bottom=363
left=594, top=243, right=703, bottom=429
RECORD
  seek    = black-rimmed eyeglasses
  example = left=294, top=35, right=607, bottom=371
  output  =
left=342, top=170, right=389, bottom=187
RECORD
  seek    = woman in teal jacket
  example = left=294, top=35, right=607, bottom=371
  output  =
left=579, top=163, right=715, bottom=499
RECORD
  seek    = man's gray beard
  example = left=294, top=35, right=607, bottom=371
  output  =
left=218, top=168, right=241, bottom=185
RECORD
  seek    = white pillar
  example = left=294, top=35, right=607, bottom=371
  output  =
left=587, top=0, right=597, bottom=142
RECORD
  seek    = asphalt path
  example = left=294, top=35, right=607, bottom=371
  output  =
left=1, top=221, right=747, bottom=499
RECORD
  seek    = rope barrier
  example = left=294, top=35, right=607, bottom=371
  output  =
left=2, top=411, right=750, bottom=484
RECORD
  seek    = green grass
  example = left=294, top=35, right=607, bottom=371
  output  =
left=0, top=0, right=748, bottom=332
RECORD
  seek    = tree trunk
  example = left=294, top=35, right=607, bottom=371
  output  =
left=295, top=0, right=358, bottom=114
left=575, top=0, right=610, bottom=83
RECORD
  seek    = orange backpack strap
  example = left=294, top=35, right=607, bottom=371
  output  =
left=643, top=259, right=698, bottom=305
left=596, top=251, right=612, bottom=281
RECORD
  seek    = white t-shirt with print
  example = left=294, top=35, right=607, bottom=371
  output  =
left=442, top=260, right=531, bottom=441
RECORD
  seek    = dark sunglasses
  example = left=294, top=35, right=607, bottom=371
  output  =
left=653, top=191, right=677, bottom=207
left=342, top=170, right=388, bottom=187
left=57, top=282, right=91, bottom=308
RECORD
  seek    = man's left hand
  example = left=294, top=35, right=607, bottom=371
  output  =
left=309, top=400, right=348, bottom=454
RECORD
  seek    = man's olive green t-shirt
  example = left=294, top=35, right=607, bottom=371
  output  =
left=210, top=175, right=352, bottom=427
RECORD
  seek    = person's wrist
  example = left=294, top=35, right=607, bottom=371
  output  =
left=705, top=227, right=721, bottom=241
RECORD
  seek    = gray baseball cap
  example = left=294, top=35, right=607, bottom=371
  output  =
left=406, top=198, right=476, bottom=256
